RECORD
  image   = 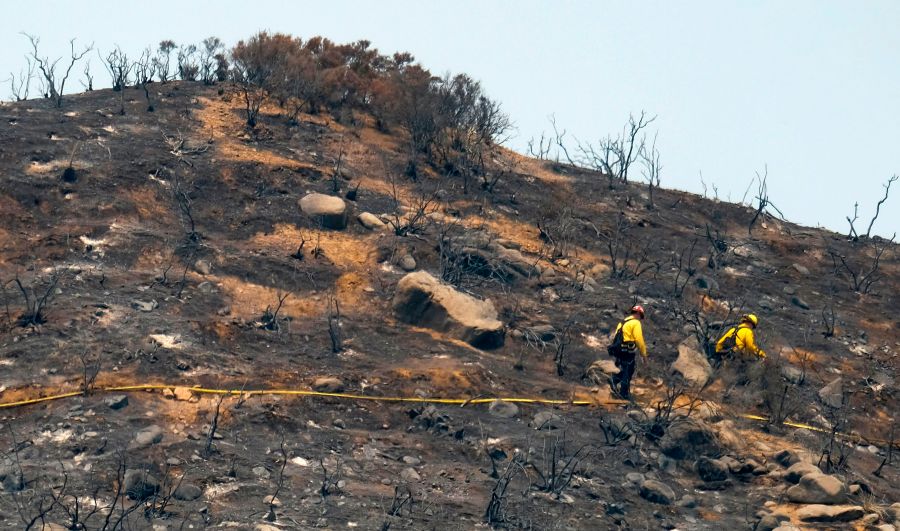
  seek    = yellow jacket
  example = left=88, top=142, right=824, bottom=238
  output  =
left=715, top=324, right=766, bottom=358
left=614, top=316, right=647, bottom=357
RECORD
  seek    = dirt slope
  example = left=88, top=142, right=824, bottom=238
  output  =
left=0, top=83, right=897, bottom=529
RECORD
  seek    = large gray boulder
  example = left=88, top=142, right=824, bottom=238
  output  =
left=299, top=193, right=348, bottom=229
left=784, top=462, right=821, bottom=483
left=659, top=418, right=724, bottom=460
left=796, top=504, right=864, bottom=523
left=670, top=337, right=713, bottom=387
left=786, top=473, right=847, bottom=504
left=393, top=271, right=504, bottom=349
left=639, top=479, right=676, bottom=505
left=818, top=378, right=844, bottom=408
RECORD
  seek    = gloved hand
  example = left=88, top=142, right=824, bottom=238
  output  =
left=758, top=350, right=767, bottom=359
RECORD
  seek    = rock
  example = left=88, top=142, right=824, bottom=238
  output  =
left=392, top=271, right=504, bottom=349
left=773, top=449, right=800, bottom=467
left=129, top=425, right=164, bottom=450
left=756, top=514, right=784, bottom=531
left=532, top=411, right=564, bottom=430
left=585, top=359, right=620, bottom=383
left=784, top=462, right=821, bottom=483
left=312, top=377, right=345, bottom=393
left=786, top=473, right=847, bottom=504
left=357, top=212, right=385, bottom=230
left=194, top=259, right=212, bottom=275
left=105, top=395, right=129, bottom=410
left=759, top=298, right=776, bottom=311
left=173, top=483, right=203, bottom=501
left=624, top=472, right=645, bottom=486
left=781, top=365, right=805, bottom=385
left=659, top=419, right=723, bottom=460
left=818, top=377, right=844, bottom=408
left=795, top=504, right=864, bottom=523
left=782, top=285, right=796, bottom=295
left=695, top=457, right=728, bottom=482
left=639, top=480, right=675, bottom=505
left=299, top=193, right=348, bottom=229
left=400, top=467, right=421, bottom=482
left=398, top=254, right=417, bottom=272
left=488, top=400, right=519, bottom=419
left=677, top=495, right=697, bottom=509
left=792, top=263, right=810, bottom=276
left=131, top=299, right=158, bottom=312
left=670, top=337, right=714, bottom=387
left=525, top=324, right=556, bottom=342
left=0, top=466, right=24, bottom=491
left=401, top=456, right=420, bottom=465
left=791, top=296, right=810, bottom=310
left=695, top=276, right=719, bottom=291
left=123, top=469, right=160, bottom=501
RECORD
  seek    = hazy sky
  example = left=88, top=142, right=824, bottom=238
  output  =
left=2, top=1, right=898, bottom=237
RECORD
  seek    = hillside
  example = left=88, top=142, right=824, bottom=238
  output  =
left=0, top=80, right=898, bottom=530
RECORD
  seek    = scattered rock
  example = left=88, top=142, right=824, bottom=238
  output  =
left=791, top=296, right=810, bottom=310
left=398, top=254, right=417, bottom=272
left=818, top=377, right=844, bottom=408
left=786, top=473, right=847, bottom=504
left=400, top=467, right=421, bottom=482
left=194, top=259, right=212, bottom=275
left=299, top=193, right=349, bottom=229
left=173, top=483, right=203, bottom=501
left=792, top=263, right=810, bottom=276
left=677, top=495, right=697, bottom=509
left=123, top=469, right=160, bottom=501
left=773, top=449, right=800, bottom=467
left=639, top=479, right=675, bottom=505
left=695, top=457, right=728, bottom=482
left=357, top=212, right=385, bottom=230
left=129, top=425, right=164, bottom=450
left=105, top=395, right=129, bottom=410
left=131, top=299, right=158, bottom=312
left=784, top=462, right=821, bottom=483
left=532, top=410, right=564, bottom=430
left=670, top=337, right=714, bottom=387
left=624, top=472, right=645, bottom=487
left=659, top=418, right=723, bottom=460
left=781, top=365, right=805, bottom=385
left=312, top=377, right=345, bottom=393
left=795, top=504, right=864, bottom=523
left=392, top=271, right=504, bottom=349
left=488, top=400, right=519, bottom=419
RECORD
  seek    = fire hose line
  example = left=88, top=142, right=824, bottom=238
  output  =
left=0, top=384, right=896, bottom=450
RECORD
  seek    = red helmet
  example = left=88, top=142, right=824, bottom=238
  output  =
left=630, top=305, right=645, bottom=318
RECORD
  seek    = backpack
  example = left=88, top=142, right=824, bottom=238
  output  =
left=718, top=327, right=738, bottom=353
left=607, top=324, right=624, bottom=357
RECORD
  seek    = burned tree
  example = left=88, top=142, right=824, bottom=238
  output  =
left=24, top=33, right=92, bottom=108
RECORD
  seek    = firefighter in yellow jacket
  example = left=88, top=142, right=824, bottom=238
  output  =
left=608, top=305, right=647, bottom=399
left=715, top=314, right=766, bottom=359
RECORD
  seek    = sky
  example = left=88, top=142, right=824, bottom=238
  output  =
left=2, top=1, right=898, bottom=237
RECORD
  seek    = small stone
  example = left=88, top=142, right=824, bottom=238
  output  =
left=173, top=483, right=203, bottom=501
left=131, top=299, right=158, bottom=312
left=677, top=495, right=697, bottom=508
left=312, top=377, right=345, bottom=393
left=402, top=456, right=421, bottom=465
left=197, top=281, right=214, bottom=293
left=639, top=479, right=675, bottom=505
left=400, top=467, right=421, bottom=482
left=123, top=469, right=160, bottom=500
left=398, top=255, right=417, bottom=272
left=792, top=263, right=810, bottom=276
left=488, top=400, right=519, bottom=419
left=791, top=296, right=810, bottom=310
left=105, top=395, right=129, bottom=410
left=252, top=466, right=269, bottom=478
left=129, top=425, right=164, bottom=450
left=818, top=378, right=844, bottom=408
left=782, top=286, right=796, bottom=295
left=194, top=260, right=212, bottom=275
left=781, top=365, right=805, bottom=385
left=532, top=410, right=564, bottom=430
left=624, top=472, right=645, bottom=486
left=216, top=305, right=232, bottom=316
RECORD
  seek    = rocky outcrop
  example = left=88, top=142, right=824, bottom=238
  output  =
left=392, top=271, right=504, bottom=349
left=670, top=337, right=713, bottom=387
left=299, top=193, right=348, bottom=229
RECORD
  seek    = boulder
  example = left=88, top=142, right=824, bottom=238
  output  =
left=398, top=254, right=417, bottom=272
left=791, top=296, right=811, bottom=310
left=786, top=473, right=847, bottom=504
left=670, top=337, right=714, bottom=387
left=124, top=469, right=160, bottom=501
left=659, top=418, right=723, bottom=460
left=695, top=457, right=728, bottom=482
left=129, top=425, right=164, bottom=450
left=781, top=365, right=805, bottom=385
left=773, top=449, right=800, bottom=467
left=194, top=259, right=212, bottom=275
left=818, top=378, right=844, bottom=408
left=105, top=395, right=129, bottom=410
left=784, top=462, right=821, bottom=483
left=639, top=479, right=675, bottom=505
left=299, top=193, right=348, bottom=229
left=392, top=271, right=504, bottom=349
left=532, top=411, right=563, bottom=430
left=131, top=299, right=158, bottom=312
left=756, top=514, right=785, bottom=531
left=173, top=482, right=203, bottom=501
left=357, top=212, right=385, bottom=230
left=796, top=504, right=864, bottom=523
left=400, top=467, right=421, bottom=482
left=312, top=377, right=345, bottom=393
left=488, top=400, right=519, bottom=419
left=586, top=359, right=619, bottom=383
left=792, top=263, right=810, bottom=276
left=695, top=276, right=719, bottom=291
